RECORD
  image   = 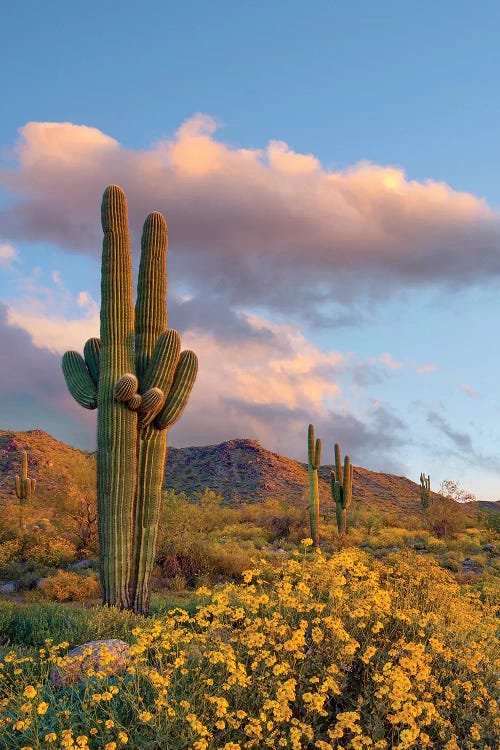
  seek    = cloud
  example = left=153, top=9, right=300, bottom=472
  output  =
left=0, top=242, right=17, bottom=267
left=426, top=409, right=500, bottom=472
left=415, top=363, right=437, bottom=374
left=427, top=410, right=473, bottom=453
left=1, top=263, right=409, bottom=471
left=1, top=116, right=500, bottom=323
left=459, top=382, right=479, bottom=398
left=378, top=352, right=403, bottom=370
left=0, top=301, right=96, bottom=446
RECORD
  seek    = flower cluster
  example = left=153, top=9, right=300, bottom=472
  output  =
left=0, top=550, right=498, bottom=748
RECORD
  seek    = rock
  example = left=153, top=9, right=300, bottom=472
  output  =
left=390, top=546, right=400, bottom=552
left=0, top=582, right=16, bottom=594
left=50, top=639, right=130, bottom=687
left=461, top=558, right=483, bottom=575
left=67, top=558, right=95, bottom=570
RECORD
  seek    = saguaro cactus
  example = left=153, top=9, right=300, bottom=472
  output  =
left=420, top=472, right=431, bottom=510
left=307, top=424, right=322, bottom=548
left=15, top=451, right=36, bottom=502
left=62, top=186, right=198, bottom=614
left=15, top=451, right=36, bottom=529
left=331, top=443, right=353, bottom=538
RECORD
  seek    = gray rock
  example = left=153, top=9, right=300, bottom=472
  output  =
left=0, top=582, right=16, bottom=594
left=50, top=639, right=130, bottom=687
left=67, top=558, right=95, bottom=570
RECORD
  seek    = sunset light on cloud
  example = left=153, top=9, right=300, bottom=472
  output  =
left=2, top=0, right=500, bottom=500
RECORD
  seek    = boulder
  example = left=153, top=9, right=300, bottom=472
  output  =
left=0, top=582, right=16, bottom=595
left=50, top=639, right=130, bottom=687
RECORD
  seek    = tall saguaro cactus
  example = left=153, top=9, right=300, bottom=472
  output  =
left=15, top=451, right=36, bottom=530
left=420, top=472, right=431, bottom=510
left=307, top=424, right=322, bottom=548
left=331, top=443, right=353, bottom=538
left=62, top=186, right=198, bottom=614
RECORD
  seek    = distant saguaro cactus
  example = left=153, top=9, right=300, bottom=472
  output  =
left=62, top=186, right=198, bottom=614
left=420, top=472, right=431, bottom=510
left=15, top=451, right=36, bottom=530
left=331, top=443, right=353, bottom=538
left=307, top=424, right=322, bottom=548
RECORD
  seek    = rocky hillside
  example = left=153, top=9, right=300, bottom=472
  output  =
left=0, top=429, right=494, bottom=523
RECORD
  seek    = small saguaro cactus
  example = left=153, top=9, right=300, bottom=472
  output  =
left=331, top=443, right=353, bottom=538
left=15, top=451, right=36, bottom=530
left=420, top=472, right=431, bottom=510
left=62, top=186, right=198, bottom=614
left=307, top=424, right=322, bottom=548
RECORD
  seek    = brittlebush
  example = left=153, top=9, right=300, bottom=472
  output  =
left=0, top=550, right=498, bottom=749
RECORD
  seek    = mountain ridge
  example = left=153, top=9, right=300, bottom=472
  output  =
left=0, top=429, right=497, bottom=520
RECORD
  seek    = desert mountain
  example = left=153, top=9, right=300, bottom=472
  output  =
left=0, top=429, right=495, bottom=522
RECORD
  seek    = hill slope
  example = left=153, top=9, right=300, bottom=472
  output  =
left=0, top=429, right=493, bottom=524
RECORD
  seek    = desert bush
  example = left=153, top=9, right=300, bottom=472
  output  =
left=369, top=526, right=415, bottom=549
left=428, top=495, right=468, bottom=538
left=38, top=570, right=101, bottom=602
left=0, top=539, right=21, bottom=568
left=351, top=508, right=384, bottom=536
left=28, top=537, right=78, bottom=567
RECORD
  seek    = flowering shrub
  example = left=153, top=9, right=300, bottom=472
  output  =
left=28, top=538, right=78, bottom=568
left=38, top=571, right=101, bottom=602
left=0, top=549, right=498, bottom=749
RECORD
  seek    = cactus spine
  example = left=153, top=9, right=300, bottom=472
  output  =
left=331, top=443, right=353, bottom=538
left=62, top=186, right=198, bottom=614
left=307, top=424, right=322, bottom=548
left=15, top=451, right=36, bottom=530
left=420, top=472, right=431, bottom=510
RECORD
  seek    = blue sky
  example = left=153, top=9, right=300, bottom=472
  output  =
left=2, top=1, right=500, bottom=499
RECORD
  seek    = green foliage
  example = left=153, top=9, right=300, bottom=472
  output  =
left=307, top=423, right=322, bottom=547
left=61, top=186, right=198, bottom=614
left=331, top=442, right=354, bottom=537
left=156, top=489, right=253, bottom=586
left=420, top=472, right=431, bottom=510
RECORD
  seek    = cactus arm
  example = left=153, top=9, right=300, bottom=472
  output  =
left=154, top=351, right=198, bottom=430
left=15, top=475, right=22, bottom=500
left=135, top=212, right=168, bottom=381
left=137, top=330, right=181, bottom=428
left=62, top=351, right=98, bottom=409
left=334, top=443, right=343, bottom=486
left=83, top=337, right=101, bottom=386
left=98, top=185, right=137, bottom=608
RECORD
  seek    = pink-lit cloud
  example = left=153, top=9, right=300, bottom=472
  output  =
left=415, top=363, right=438, bottom=374
left=1, top=116, right=499, bottom=322
left=459, top=382, right=480, bottom=398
